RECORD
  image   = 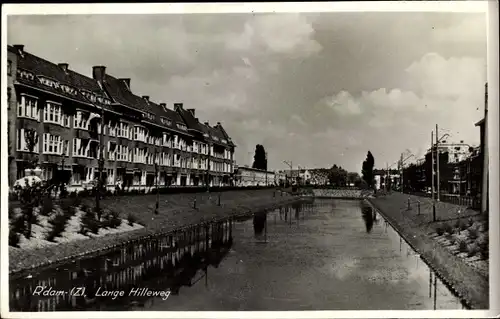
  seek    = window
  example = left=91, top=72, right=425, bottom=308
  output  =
left=108, top=122, right=117, bottom=137
left=74, top=111, right=88, bottom=130
left=176, top=123, right=187, bottom=131
left=72, top=138, right=88, bottom=157
left=17, top=128, right=39, bottom=153
left=161, top=117, right=172, bottom=126
left=8, top=60, right=12, bottom=76
left=44, top=102, right=62, bottom=124
left=43, top=133, right=62, bottom=154
left=62, top=113, right=70, bottom=128
left=18, top=94, right=39, bottom=120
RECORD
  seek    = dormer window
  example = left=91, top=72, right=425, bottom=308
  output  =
left=161, top=117, right=172, bottom=126
left=203, top=133, right=209, bottom=138
left=37, top=76, right=60, bottom=90
left=18, top=69, right=35, bottom=81
left=60, top=84, right=77, bottom=96
left=176, top=123, right=187, bottom=131
left=221, top=139, right=227, bottom=144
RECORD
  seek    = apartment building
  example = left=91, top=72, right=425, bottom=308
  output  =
left=7, top=45, right=236, bottom=191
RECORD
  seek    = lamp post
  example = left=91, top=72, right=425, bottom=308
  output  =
left=265, top=151, right=268, bottom=187
left=400, top=152, right=415, bottom=193
left=434, top=128, right=451, bottom=202
left=283, top=160, right=292, bottom=187
left=154, top=149, right=159, bottom=215
left=95, top=107, right=105, bottom=218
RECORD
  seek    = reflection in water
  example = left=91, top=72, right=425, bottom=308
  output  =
left=361, top=205, right=374, bottom=233
left=10, top=219, right=234, bottom=311
left=253, top=212, right=267, bottom=237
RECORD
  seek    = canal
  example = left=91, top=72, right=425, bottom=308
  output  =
left=10, top=198, right=465, bottom=311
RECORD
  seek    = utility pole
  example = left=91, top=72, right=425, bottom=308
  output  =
left=206, top=142, right=212, bottom=193
left=431, top=130, right=436, bottom=221
left=385, top=162, right=388, bottom=192
left=436, top=124, right=440, bottom=202
left=431, top=131, right=435, bottom=200
left=96, top=107, right=105, bottom=218
left=481, top=82, right=488, bottom=213
left=154, top=149, right=159, bottom=215
left=400, top=153, right=404, bottom=193
left=265, top=151, right=268, bottom=186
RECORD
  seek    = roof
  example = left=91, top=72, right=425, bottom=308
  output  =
left=175, top=106, right=204, bottom=133
left=147, top=100, right=192, bottom=135
left=11, top=45, right=113, bottom=110
left=214, top=123, right=235, bottom=147
left=102, top=74, right=151, bottom=113
left=199, top=122, right=230, bottom=147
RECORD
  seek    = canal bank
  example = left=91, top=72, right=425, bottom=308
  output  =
left=367, top=194, right=489, bottom=310
left=9, top=190, right=304, bottom=277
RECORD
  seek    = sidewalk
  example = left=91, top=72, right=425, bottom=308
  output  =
left=369, top=192, right=488, bottom=309
left=9, top=189, right=300, bottom=276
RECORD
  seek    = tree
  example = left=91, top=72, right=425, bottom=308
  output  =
left=252, top=144, right=267, bottom=170
left=328, top=164, right=348, bottom=186
left=25, top=128, right=39, bottom=169
left=362, top=151, right=375, bottom=188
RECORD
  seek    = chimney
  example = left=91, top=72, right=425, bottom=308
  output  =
left=187, top=108, right=195, bottom=116
left=160, top=103, right=167, bottom=109
left=174, top=103, right=183, bottom=110
left=92, top=66, right=107, bottom=82
left=217, top=122, right=221, bottom=126
left=142, top=96, right=149, bottom=102
left=204, top=121, right=209, bottom=126
left=58, top=63, right=69, bottom=72
left=119, top=78, right=131, bottom=89
left=13, top=44, right=24, bottom=52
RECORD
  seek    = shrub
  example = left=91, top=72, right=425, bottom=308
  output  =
left=59, top=185, right=69, bottom=198
left=443, top=223, right=453, bottom=234
left=457, top=240, right=468, bottom=253
left=9, top=231, right=20, bottom=247
left=467, top=217, right=474, bottom=227
left=80, top=210, right=100, bottom=234
left=69, top=191, right=77, bottom=198
left=467, top=243, right=479, bottom=258
left=46, top=213, right=68, bottom=242
left=80, top=203, right=90, bottom=214
left=40, top=196, right=54, bottom=216
left=478, top=238, right=489, bottom=260
left=435, top=227, right=444, bottom=236
left=454, top=220, right=462, bottom=230
left=127, top=213, right=137, bottom=227
left=468, top=227, right=479, bottom=240
left=8, top=207, right=16, bottom=220
left=71, top=196, right=82, bottom=208
left=11, top=215, right=26, bottom=234
left=108, top=211, right=122, bottom=228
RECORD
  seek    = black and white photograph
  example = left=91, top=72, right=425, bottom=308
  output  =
left=1, top=2, right=498, bottom=318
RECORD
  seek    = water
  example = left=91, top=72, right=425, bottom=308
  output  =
left=10, top=199, right=464, bottom=311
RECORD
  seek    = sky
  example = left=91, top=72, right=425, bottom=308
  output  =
left=7, top=10, right=488, bottom=173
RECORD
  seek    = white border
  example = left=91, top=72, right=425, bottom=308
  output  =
left=1, top=2, right=498, bottom=319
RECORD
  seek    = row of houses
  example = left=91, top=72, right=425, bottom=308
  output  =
left=7, top=45, right=237, bottom=191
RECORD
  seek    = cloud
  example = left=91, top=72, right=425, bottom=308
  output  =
left=226, top=14, right=322, bottom=58
left=7, top=13, right=486, bottom=172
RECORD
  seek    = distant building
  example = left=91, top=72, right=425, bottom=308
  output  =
left=234, top=165, right=275, bottom=187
